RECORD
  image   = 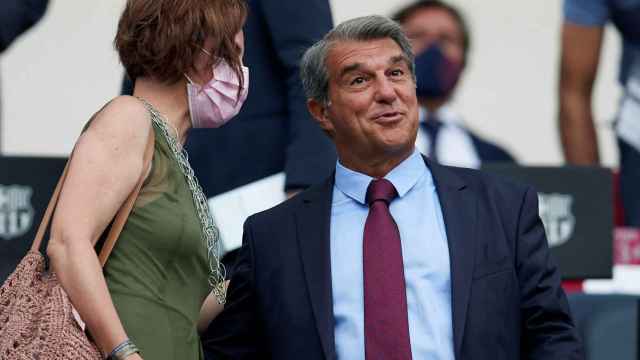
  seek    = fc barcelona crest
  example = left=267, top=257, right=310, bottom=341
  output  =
left=538, top=192, right=575, bottom=248
left=0, top=185, right=34, bottom=241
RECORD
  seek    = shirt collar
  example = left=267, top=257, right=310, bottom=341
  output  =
left=419, top=105, right=462, bottom=124
left=334, top=149, right=428, bottom=205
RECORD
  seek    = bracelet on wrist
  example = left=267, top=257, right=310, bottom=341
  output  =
left=107, top=339, right=139, bottom=360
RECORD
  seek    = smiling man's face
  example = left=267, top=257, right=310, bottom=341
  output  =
left=310, top=38, right=419, bottom=166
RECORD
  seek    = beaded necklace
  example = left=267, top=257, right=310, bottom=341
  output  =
left=137, top=97, right=226, bottom=304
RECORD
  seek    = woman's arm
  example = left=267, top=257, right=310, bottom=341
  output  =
left=198, top=281, right=229, bottom=333
left=46, top=96, right=151, bottom=357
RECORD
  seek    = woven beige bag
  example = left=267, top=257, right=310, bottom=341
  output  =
left=0, top=131, right=154, bottom=359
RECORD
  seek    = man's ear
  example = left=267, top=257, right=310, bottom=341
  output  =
left=307, top=98, right=335, bottom=137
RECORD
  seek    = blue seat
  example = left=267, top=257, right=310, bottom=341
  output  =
left=567, top=293, right=639, bottom=360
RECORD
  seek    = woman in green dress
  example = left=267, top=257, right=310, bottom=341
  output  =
left=45, top=0, right=248, bottom=358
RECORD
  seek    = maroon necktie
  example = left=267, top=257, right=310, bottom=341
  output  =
left=363, top=178, right=412, bottom=360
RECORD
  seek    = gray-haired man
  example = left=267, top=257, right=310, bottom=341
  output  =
left=203, top=15, right=583, bottom=360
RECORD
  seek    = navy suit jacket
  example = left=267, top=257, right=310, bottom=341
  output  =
left=203, top=157, right=584, bottom=360
left=468, top=130, right=515, bottom=164
left=184, top=0, right=337, bottom=197
left=0, top=0, right=48, bottom=53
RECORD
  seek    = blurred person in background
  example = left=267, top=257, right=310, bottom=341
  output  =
left=0, top=0, right=48, bottom=54
left=122, top=0, right=337, bottom=199
left=0, top=0, right=50, bottom=152
left=393, top=0, right=515, bottom=168
left=45, top=0, right=248, bottom=358
left=559, top=0, right=640, bottom=226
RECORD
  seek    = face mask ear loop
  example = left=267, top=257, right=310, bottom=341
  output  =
left=187, top=47, right=217, bottom=88
left=200, top=47, right=213, bottom=57
left=184, top=73, right=196, bottom=85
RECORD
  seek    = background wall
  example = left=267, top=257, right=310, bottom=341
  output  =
left=1, top=1, right=125, bottom=156
left=1, top=0, right=622, bottom=167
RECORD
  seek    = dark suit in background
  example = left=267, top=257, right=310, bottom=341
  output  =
left=0, top=0, right=50, bottom=152
left=469, top=130, right=514, bottom=162
left=187, top=0, right=337, bottom=197
left=203, top=158, right=583, bottom=360
left=0, top=0, right=49, bottom=53
left=122, top=0, right=336, bottom=197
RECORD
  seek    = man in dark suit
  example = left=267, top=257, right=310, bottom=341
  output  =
left=393, top=0, right=515, bottom=168
left=203, top=15, right=583, bottom=360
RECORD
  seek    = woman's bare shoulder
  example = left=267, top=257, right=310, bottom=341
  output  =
left=80, top=95, right=152, bottom=155
left=89, top=95, right=150, bottom=135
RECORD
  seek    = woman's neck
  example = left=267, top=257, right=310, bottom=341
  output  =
left=133, top=77, right=191, bottom=145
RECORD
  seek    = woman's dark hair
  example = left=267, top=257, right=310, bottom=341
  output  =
left=115, top=0, right=247, bottom=86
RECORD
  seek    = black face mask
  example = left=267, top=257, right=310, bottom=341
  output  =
left=414, top=44, right=463, bottom=99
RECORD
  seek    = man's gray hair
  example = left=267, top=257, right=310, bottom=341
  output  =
left=300, top=15, right=415, bottom=105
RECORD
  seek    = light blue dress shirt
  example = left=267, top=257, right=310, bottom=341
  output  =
left=330, top=149, right=454, bottom=360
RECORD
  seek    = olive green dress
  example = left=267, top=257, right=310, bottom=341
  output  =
left=101, top=119, right=211, bottom=359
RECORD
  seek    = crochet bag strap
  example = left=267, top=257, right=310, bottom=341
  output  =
left=30, top=123, right=155, bottom=267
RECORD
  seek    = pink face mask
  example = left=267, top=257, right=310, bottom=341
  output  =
left=186, top=58, right=249, bottom=128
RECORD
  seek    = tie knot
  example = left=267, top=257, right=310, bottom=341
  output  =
left=421, top=116, right=442, bottom=134
left=366, top=178, right=398, bottom=206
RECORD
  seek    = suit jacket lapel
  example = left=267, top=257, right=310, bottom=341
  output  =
left=293, top=160, right=477, bottom=359
left=295, top=176, right=336, bottom=359
left=425, top=157, right=477, bottom=360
